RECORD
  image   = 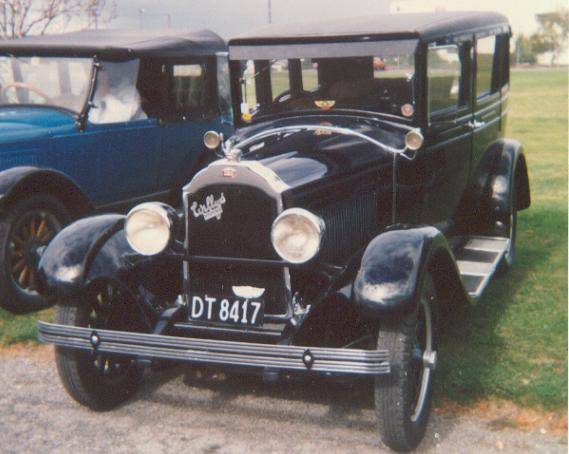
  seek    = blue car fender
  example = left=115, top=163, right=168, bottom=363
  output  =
left=0, top=166, right=91, bottom=215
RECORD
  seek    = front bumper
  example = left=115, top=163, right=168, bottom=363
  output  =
left=38, top=321, right=390, bottom=376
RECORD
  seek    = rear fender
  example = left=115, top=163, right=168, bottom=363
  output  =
left=489, top=140, right=530, bottom=223
left=353, top=226, right=468, bottom=319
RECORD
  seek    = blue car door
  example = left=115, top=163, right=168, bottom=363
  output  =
left=83, top=60, right=161, bottom=206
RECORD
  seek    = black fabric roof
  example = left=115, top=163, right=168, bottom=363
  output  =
left=230, top=11, right=510, bottom=45
left=0, top=29, right=226, bottom=59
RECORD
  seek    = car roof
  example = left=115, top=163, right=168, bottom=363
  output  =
left=0, top=28, right=226, bottom=59
left=229, top=11, right=510, bottom=45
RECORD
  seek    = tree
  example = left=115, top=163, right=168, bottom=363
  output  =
left=534, top=8, right=569, bottom=65
left=514, top=33, right=537, bottom=65
left=0, top=0, right=116, bottom=40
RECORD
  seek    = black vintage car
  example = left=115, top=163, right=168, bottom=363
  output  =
left=36, top=12, right=530, bottom=452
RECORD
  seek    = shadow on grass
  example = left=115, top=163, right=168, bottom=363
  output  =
left=434, top=205, right=568, bottom=409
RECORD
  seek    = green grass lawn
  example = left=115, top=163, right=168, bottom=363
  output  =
left=435, top=68, right=568, bottom=410
left=0, top=68, right=567, bottom=411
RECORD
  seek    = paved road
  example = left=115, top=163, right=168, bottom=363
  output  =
left=0, top=347, right=566, bottom=453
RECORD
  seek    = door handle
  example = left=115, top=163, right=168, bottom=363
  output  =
left=467, top=120, right=485, bottom=130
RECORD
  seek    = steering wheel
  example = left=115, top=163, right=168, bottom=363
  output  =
left=1, top=82, right=50, bottom=102
left=274, top=90, right=314, bottom=103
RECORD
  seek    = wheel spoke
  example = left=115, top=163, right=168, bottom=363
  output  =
left=36, top=219, right=47, bottom=239
left=11, top=235, right=26, bottom=247
left=13, top=258, right=25, bottom=273
left=18, top=266, right=29, bottom=287
left=11, top=248, right=24, bottom=258
left=30, top=217, right=36, bottom=238
left=28, top=267, right=37, bottom=291
left=39, top=230, right=54, bottom=244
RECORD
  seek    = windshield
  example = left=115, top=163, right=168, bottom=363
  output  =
left=236, top=52, right=415, bottom=122
left=0, top=56, right=92, bottom=114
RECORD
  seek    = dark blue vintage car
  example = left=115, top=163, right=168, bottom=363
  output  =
left=0, top=29, right=232, bottom=313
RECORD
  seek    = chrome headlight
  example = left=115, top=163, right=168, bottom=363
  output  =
left=271, top=208, right=325, bottom=264
left=125, top=203, right=176, bottom=256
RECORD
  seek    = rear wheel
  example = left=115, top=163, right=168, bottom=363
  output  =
left=55, top=281, right=143, bottom=411
left=375, top=273, right=438, bottom=452
left=0, top=194, right=70, bottom=314
left=501, top=188, right=518, bottom=271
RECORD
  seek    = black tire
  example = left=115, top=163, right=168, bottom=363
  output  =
left=500, top=187, right=518, bottom=272
left=0, top=194, right=71, bottom=314
left=375, top=273, right=438, bottom=452
left=55, top=283, right=143, bottom=411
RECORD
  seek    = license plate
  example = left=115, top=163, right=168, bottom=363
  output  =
left=189, top=294, right=264, bottom=327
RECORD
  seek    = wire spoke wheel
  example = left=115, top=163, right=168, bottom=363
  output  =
left=7, top=209, right=61, bottom=295
left=84, top=282, right=143, bottom=384
left=375, top=272, right=439, bottom=452
left=55, top=280, right=144, bottom=410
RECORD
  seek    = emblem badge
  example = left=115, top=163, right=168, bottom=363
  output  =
left=315, top=100, right=336, bottom=111
left=191, top=193, right=226, bottom=221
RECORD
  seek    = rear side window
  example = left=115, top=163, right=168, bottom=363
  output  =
left=170, top=60, right=216, bottom=118
left=476, top=36, right=497, bottom=98
left=427, top=46, right=461, bottom=114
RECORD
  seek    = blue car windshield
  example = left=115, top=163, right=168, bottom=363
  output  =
left=0, top=56, right=93, bottom=114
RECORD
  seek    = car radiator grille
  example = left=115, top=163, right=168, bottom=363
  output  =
left=185, top=184, right=288, bottom=317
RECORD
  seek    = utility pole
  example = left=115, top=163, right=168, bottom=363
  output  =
left=268, top=0, right=272, bottom=24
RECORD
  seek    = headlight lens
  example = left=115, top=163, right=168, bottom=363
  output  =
left=271, top=208, right=325, bottom=264
left=125, top=203, right=174, bottom=256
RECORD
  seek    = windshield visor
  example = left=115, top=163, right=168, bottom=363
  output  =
left=230, top=39, right=417, bottom=121
left=0, top=56, right=92, bottom=113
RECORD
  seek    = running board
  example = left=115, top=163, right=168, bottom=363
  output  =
left=455, top=236, right=510, bottom=300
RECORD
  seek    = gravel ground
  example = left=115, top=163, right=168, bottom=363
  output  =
left=0, top=347, right=566, bottom=454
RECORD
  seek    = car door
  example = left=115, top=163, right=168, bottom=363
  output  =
left=159, top=56, right=230, bottom=197
left=420, top=41, right=474, bottom=225
left=471, top=34, right=503, bottom=173
left=83, top=59, right=161, bottom=207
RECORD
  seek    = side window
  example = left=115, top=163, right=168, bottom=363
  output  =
left=427, top=46, right=462, bottom=114
left=270, top=59, right=290, bottom=100
left=170, top=61, right=215, bottom=118
left=476, top=35, right=497, bottom=98
left=89, top=59, right=147, bottom=125
left=301, top=58, right=318, bottom=92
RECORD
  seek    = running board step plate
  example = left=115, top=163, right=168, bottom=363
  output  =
left=455, top=236, right=510, bottom=300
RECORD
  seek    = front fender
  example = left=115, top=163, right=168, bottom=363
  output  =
left=353, top=225, right=466, bottom=318
left=0, top=166, right=91, bottom=215
left=38, top=214, right=129, bottom=297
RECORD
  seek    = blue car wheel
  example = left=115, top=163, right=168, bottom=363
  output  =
left=0, top=194, right=70, bottom=314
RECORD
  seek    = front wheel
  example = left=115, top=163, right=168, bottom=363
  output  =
left=55, top=282, right=144, bottom=411
left=375, top=273, right=438, bottom=452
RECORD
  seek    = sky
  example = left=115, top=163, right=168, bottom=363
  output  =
left=110, top=0, right=567, bottom=38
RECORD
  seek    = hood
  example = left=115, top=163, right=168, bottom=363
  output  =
left=0, top=107, right=76, bottom=145
left=235, top=115, right=407, bottom=189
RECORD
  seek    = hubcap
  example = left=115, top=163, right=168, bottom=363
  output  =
left=8, top=210, right=60, bottom=294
